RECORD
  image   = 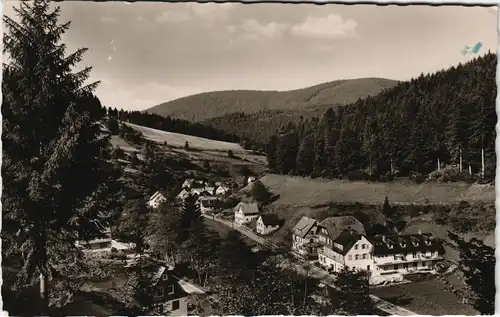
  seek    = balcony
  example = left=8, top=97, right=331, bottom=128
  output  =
left=374, top=254, right=442, bottom=265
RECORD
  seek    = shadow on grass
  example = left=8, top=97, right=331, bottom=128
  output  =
left=378, top=294, right=414, bottom=306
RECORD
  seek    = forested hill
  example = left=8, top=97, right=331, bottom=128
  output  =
left=146, top=78, right=398, bottom=122
left=266, top=53, right=496, bottom=181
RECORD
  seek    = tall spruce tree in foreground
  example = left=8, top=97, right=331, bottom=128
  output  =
left=2, top=0, right=121, bottom=314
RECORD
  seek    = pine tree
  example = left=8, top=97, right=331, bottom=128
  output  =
left=114, top=199, right=150, bottom=254
left=331, top=268, right=374, bottom=315
left=296, top=130, right=315, bottom=176
left=266, top=135, right=278, bottom=171
left=2, top=1, right=121, bottom=313
left=276, top=125, right=299, bottom=174
left=448, top=231, right=495, bottom=314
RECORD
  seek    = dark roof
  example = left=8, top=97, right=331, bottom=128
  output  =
left=369, top=233, right=445, bottom=256
left=330, top=230, right=363, bottom=255
left=292, top=216, right=318, bottom=238
left=236, top=202, right=259, bottom=215
left=318, top=216, right=365, bottom=240
left=259, top=214, right=280, bottom=226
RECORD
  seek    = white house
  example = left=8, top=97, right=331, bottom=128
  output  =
left=176, top=189, right=190, bottom=201
left=199, top=196, right=218, bottom=213
left=256, top=214, right=281, bottom=235
left=234, top=202, right=260, bottom=225
left=204, top=186, right=215, bottom=196
left=182, top=179, right=195, bottom=189
left=291, top=216, right=319, bottom=257
left=148, top=191, right=167, bottom=209
left=247, top=176, right=256, bottom=186
left=369, top=233, right=445, bottom=281
left=215, top=185, right=231, bottom=196
left=76, top=228, right=113, bottom=252
left=317, top=229, right=374, bottom=274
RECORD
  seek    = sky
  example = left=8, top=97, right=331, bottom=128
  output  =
left=2, top=1, right=498, bottom=111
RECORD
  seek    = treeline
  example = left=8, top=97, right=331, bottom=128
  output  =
left=267, top=53, right=496, bottom=182
left=203, top=109, right=319, bottom=150
left=105, top=107, right=251, bottom=147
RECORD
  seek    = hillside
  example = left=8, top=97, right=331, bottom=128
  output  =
left=146, top=78, right=398, bottom=122
left=122, top=122, right=244, bottom=152
left=265, top=53, right=497, bottom=180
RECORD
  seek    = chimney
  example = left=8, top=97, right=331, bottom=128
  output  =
left=418, top=230, right=422, bottom=235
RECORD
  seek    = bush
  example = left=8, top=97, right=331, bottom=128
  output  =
left=346, top=169, right=370, bottom=181
left=409, top=172, right=426, bottom=184
left=378, top=172, right=395, bottom=182
left=106, top=117, right=119, bottom=135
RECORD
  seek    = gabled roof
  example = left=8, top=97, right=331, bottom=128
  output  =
left=236, top=202, right=259, bottom=215
left=177, top=189, right=190, bottom=198
left=318, top=216, right=365, bottom=240
left=259, top=214, right=280, bottom=226
left=149, top=191, right=166, bottom=202
left=369, top=233, right=445, bottom=256
left=331, top=230, right=364, bottom=255
left=292, top=216, right=318, bottom=238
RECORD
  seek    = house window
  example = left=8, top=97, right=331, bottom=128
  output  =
left=172, top=300, right=180, bottom=311
left=413, top=262, right=418, bottom=268
left=412, top=252, right=417, bottom=258
left=168, top=285, right=175, bottom=295
left=362, top=254, right=367, bottom=260
left=367, top=265, right=370, bottom=270
left=355, top=254, right=359, bottom=260
left=354, top=244, right=358, bottom=250
left=394, top=264, right=399, bottom=270
left=162, top=273, right=168, bottom=281
left=362, top=244, right=366, bottom=249
left=348, top=255, right=353, bottom=260
left=155, top=287, right=164, bottom=297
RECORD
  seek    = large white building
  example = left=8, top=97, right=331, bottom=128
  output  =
left=317, top=228, right=445, bottom=283
left=370, top=233, right=444, bottom=278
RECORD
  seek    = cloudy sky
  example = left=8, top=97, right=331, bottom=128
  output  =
left=2, top=2, right=498, bottom=111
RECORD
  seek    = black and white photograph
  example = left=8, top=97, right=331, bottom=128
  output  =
left=1, top=0, right=497, bottom=316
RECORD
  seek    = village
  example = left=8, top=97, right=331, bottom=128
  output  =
left=75, top=174, right=452, bottom=316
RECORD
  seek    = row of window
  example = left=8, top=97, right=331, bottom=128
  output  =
left=353, top=243, right=368, bottom=250
left=376, top=251, right=438, bottom=260
left=348, top=253, right=371, bottom=261
left=154, top=284, right=175, bottom=297
left=380, top=260, right=433, bottom=270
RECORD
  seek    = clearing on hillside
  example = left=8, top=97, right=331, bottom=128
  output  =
left=123, top=122, right=245, bottom=152
left=259, top=174, right=495, bottom=206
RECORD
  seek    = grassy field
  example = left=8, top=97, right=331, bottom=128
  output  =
left=109, top=135, right=140, bottom=153
left=259, top=174, right=495, bottom=206
left=371, top=279, right=478, bottom=315
left=122, top=122, right=245, bottom=152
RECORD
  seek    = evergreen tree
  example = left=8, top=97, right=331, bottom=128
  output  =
left=296, top=128, right=315, bottom=176
left=251, top=180, right=272, bottom=204
left=276, top=125, right=299, bottom=174
left=266, top=135, right=278, bottom=171
left=2, top=1, right=121, bottom=313
left=114, top=199, right=150, bottom=254
left=448, top=231, right=495, bottom=314
left=331, top=268, right=374, bottom=315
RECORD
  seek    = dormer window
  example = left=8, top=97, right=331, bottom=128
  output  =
left=425, top=240, right=431, bottom=246
left=387, top=243, right=394, bottom=249
left=400, top=242, right=406, bottom=248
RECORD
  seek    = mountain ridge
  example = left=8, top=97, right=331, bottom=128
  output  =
left=145, top=77, right=399, bottom=122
